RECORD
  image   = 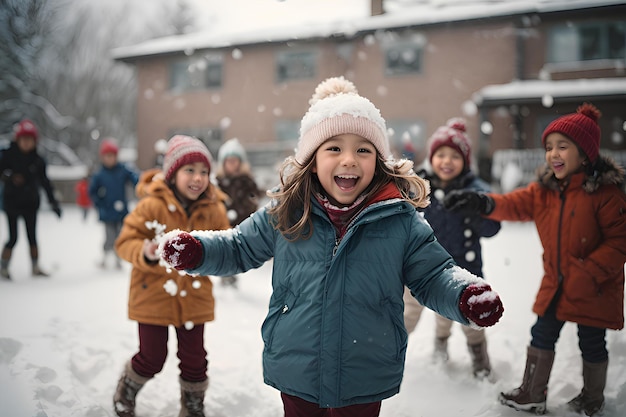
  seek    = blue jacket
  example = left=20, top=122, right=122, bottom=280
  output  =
left=419, top=170, right=501, bottom=276
left=188, top=195, right=484, bottom=407
left=89, top=163, right=138, bottom=222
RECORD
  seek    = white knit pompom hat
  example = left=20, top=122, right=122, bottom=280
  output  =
left=295, top=76, right=391, bottom=164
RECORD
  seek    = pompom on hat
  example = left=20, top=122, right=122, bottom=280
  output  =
left=428, top=117, right=472, bottom=170
left=541, top=103, right=601, bottom=163
left=162, top=135, right=213, bottom=182
left=99, top=138, right=119, bottom=156
left=14, top=119, right=38, bottom=140
left=295, top=76, right=391, bottom=164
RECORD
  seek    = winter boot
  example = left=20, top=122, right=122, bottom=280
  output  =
left=468, top=341, right=491, bottom=378
left=179, top=377, right=209, bottom=417
left=30, top=246, right=49, bottom=277
left=113, top=361, right=152, bottom=417
left=567, top=359, right=608, bottom=416
left=499, top=345, right=555, bottom=415
left=433, top=337, right=449, bottom=362
left=1, top=247, right=11, bottom=280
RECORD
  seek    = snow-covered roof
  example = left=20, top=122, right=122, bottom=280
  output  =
left=112, top=0, right=624, bottom=61
left=473, top=78, right=626, bottom=106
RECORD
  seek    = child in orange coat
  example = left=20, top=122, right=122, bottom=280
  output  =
left=113, top=135, right=230, bottom=417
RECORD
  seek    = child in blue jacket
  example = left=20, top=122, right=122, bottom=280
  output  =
left=159, top=77, right=504, bottom=416
left=89, top=138, right=138, bottom=269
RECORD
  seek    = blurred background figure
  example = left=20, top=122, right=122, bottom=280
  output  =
left=89, top=138, right=139, bottom=269
left=74, top=175, right=92, bottom=221
left=0, top=119, right=62, bottom=279
left=215, top=138, right=262, bottom=288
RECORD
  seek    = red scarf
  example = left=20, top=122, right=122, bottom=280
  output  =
left=316, top=182, right=401, bottom=238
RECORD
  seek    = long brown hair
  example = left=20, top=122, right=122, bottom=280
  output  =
left=267, top=154, right=430, bottom=241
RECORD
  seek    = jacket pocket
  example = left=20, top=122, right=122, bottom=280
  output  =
left=261, top=286, right=298, bottom=351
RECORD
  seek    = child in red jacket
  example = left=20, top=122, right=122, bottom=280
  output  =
left=445, top=103, right=626, bottom=416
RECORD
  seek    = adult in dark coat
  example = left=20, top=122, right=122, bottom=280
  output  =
left=0, top=119, right=61, bottom=279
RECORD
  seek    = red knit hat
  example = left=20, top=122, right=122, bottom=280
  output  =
left=14, top=119, right=38, bottom=140
left=99, top=138, right=119, bottom=156
left=163, top=135, right=213, bottom=182
left=541, top=103, right=601, bottom=163
left=428, top=117, right=471, bottom=170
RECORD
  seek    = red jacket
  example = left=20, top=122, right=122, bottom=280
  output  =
left=487, top=157, right=625, bottom=330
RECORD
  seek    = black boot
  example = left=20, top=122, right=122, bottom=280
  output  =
left=1, top=247, right=12, bottom=280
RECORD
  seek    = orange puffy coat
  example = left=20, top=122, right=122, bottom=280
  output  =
left=115, top=169, right=230, bottom=327
left=486, top=157, right=626, bottom=330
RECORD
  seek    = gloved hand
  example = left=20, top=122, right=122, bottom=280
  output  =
left=443, top=190, right=495, bottom=215
left=143, top=239, right=160, bottom=262
left=52, top=205, right=62, bottom=218
left=160, top=231, right=203, bottom=270
left=459, top=283, right=503, bottom=327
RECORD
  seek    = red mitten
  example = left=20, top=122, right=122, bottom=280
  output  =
left=160, top=232, right=203, bottom=270
left=459, top=283, right=504, bottom=327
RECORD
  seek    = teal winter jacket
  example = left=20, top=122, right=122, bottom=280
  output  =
left=188, top=196, right=481, bottom=407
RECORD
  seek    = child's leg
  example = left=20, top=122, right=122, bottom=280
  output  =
left=281, top=393, right=328, bottom=417
left=330, top=402, right=381, bottom=417
left=175, top=324, right=208, bottom=382
left=131, top=323, right=169, bottom=377
left=402, top=287, right=425, bottom=333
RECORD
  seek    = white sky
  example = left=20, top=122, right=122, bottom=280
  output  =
left=188, top=0, right=370, bottom=32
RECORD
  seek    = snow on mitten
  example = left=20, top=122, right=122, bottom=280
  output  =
left=459, top=283, right=503, bottom=327
left=160, top=231, right=203, bottom=270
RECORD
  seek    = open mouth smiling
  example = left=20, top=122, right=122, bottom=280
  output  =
left=334, top=174, right=359, bottom=190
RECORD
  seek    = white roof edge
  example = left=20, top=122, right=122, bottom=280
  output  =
left=112, top=0, right=624, bottom=61
left=473, top=78, right=626, bottom=104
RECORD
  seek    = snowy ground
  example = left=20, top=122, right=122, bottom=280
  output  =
left=0, top=205, right=624, bottom=417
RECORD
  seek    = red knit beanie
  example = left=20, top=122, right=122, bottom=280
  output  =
left=99, top=138, right=119, bottom=156
left=541, top=103, right=601, bottom=163
left=163, top=135, right=213, bottom=182
left=428, top=117, right=471, bottom=170
left=14, top=119, right=38, bottom=140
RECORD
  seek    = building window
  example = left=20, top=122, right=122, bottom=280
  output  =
left=383, top=33, right=426, bottom=76
left=276, top=50, right=316, bottom=82
left=169, top=54, right=223, bottom=92
left=548, top=21, right=626, bottom=63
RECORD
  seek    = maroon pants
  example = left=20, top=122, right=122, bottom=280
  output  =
left=131, top=322, right=208, bottom=382
left=281, top=393, right=381, bottom=417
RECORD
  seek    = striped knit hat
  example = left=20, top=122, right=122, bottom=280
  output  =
left=295, top=76, right=391, bottom=164
left=541, top=103, right=601, bottom=163
left=163, top=135, right=213, bottom=181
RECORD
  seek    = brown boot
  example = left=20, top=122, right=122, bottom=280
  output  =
left=567, top=359, right=607, bottom=416
left=113, top=361, right=152, bottom=417
left=179, top=377, right=209, bottom=417
left=30, top=246, right=49, bottom=277
left=1, top=247, right=12, bottom=280
left=468, top=341, right=491, bottom=378
left=499, top=345, right=555, bottom=415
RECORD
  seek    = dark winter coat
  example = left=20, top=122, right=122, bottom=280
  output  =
left=486, top=156, right=626, bottom=330
left=419, top=170, right=500, bottom=277
left=115, top=169, right=230, bottom=327
left=187, top=189, right=485, bottom=408
left=0, top=141, right=59, bottom=214
left=89, top=162, right=138, bottom=222
left=216, top=173, right=261, bottom=226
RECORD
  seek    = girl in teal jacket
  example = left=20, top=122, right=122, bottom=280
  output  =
left=159, top=77, right=504, bottom=416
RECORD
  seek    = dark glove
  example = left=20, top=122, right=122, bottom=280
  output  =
left=459, top=283, right=503, bottom=327
left=52, top=205, right=62, bottom=218
left=160, top=232, right=203, bottom=270
left=443, top=190, right=495, bottom=215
